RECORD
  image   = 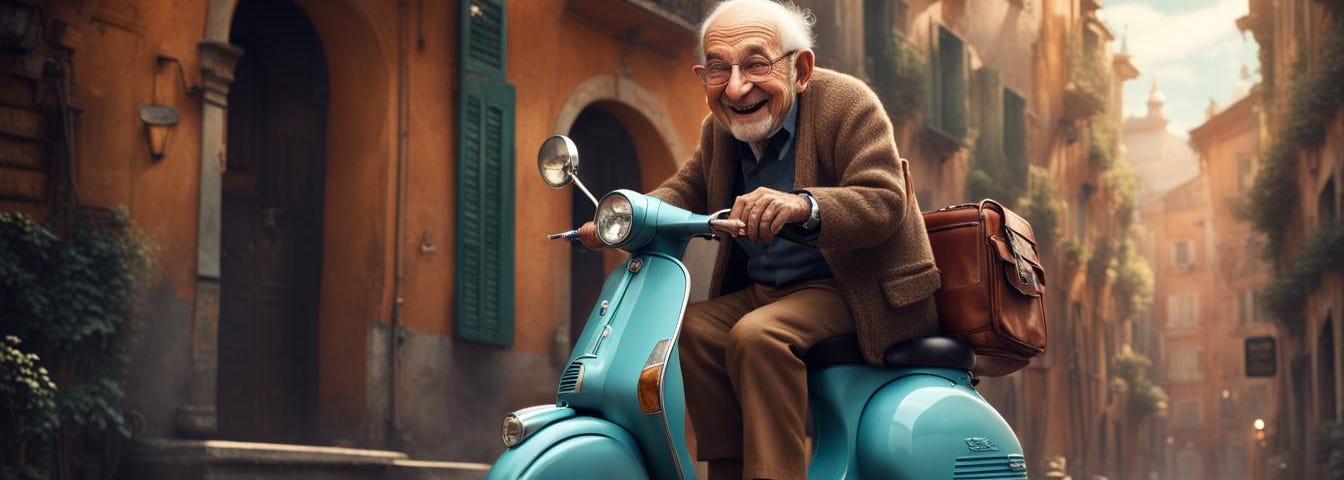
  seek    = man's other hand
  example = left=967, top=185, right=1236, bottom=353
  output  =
left=728, top=187, right=811, bottom=243
left=577, top=221, right=604, bottom=250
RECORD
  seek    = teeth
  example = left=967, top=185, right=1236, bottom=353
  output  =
left=731, top=100, right=766, bottom=113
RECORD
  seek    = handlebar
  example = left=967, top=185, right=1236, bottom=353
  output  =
left=547, top=229, right=581, bottom=242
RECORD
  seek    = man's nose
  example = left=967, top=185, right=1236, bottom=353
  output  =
left=724, top=66, right=753, bottom=100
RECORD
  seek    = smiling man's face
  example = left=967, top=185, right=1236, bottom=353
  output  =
left=701, top=7, right=812, bottom=144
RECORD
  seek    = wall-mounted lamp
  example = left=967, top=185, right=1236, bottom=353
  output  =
left=139, top=104, right=180, bottom=160
left=141, top=54, right=198, bottom=161
left=0, top=0, right=40, bottom=53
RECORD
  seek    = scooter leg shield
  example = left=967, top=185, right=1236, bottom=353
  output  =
left=486, top=417, right=650, bottom=480
left=856, top=373, right=1027, bottom=479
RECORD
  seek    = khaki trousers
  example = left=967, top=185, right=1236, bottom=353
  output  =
left=679, top=279, right=855, bottom=480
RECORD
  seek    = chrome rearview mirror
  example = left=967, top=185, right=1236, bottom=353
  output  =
left=538, top=135, right=579, bottom=188
left=537, top=134, right=599, bottom=207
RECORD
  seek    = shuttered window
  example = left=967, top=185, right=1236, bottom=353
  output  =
left=1003, top=88, right=1027, bottom=182
left=975, top=67, right=1003, bottom=167
left=456, top=0, right=515, bottom=346
left=927, top=25, right=967, bottom=139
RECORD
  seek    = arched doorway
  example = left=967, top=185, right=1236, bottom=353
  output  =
left=567, top=106, right=642, bottom=344
left=218, top=0, right=328, bottom=443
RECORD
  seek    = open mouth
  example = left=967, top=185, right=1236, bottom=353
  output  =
left=729, top=99, right=768, bottom=115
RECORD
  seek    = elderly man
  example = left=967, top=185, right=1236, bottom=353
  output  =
left=579, top=0, right=940, bottom=478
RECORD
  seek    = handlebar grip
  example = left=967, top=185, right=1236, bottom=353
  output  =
left=548, top=229, right=580, bottom=241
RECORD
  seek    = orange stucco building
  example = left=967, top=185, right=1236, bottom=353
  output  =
left=1, top=0, right=711, bottom=475
left=1188, top=89, right=1279, bottom=480
left=1240, top=1, right=1344, bottom=479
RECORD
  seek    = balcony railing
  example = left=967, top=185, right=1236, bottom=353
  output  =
left=564, top=0, right=705, bottom=57
left=1064, top=45, right=1108, bottom=119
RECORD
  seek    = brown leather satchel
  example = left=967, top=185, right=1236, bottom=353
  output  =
left=923, top=200, right=1047, bottom=377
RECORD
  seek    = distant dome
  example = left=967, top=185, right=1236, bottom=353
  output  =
left=1148, top=81, right=1166, bottom=105
left=1147, top=80, right=1167, bottom=120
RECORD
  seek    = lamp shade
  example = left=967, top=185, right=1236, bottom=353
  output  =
left=140, top=104, right=180, bottom=160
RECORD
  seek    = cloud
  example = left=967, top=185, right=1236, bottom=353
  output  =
left=1105, top=0, right=1248, bottom=65
left=1146, top=64, right=1198, bottom=84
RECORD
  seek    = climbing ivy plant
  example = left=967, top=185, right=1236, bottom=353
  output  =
left=1241, top=24, right=1344, bottom=255
left=1261, top=222, right=1344, bottom=335
left=0, top=210, right=154, bottom=480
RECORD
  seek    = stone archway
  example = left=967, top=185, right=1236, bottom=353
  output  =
left=183, top=0, right=392, bottom=444
left=553, top=75, right=686, bottom=190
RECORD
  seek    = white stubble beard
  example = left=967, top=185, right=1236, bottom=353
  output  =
left=727, top=112, right=776, bottom=143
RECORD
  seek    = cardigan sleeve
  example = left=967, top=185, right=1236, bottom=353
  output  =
left=805, top=77, right=909, bottom=250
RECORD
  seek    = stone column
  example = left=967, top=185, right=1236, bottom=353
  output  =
left=175, top=39, right=242, bottom=439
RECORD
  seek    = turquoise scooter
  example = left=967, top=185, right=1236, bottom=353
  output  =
left=485, top=135, right=1027, bottom=479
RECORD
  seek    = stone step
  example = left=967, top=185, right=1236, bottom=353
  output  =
left=392, top=459, right=489, bottom=480
left=123, top=438, right=490, bottom=480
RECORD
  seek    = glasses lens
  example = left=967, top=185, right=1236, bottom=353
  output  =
left=700, top=63, right=730, bottom=85
left=743, top=60, right=771, bottom=78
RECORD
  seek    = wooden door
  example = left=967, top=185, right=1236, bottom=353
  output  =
left=219, top=0, right=328, bottom=443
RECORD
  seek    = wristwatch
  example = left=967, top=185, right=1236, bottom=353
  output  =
left=798, top=192, right=821, bottom=230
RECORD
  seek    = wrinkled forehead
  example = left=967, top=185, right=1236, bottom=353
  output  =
left=702, top=8, right=782, bottom=60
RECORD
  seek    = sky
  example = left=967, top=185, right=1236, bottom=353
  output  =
left=1102, top=0, right=1260, bottom=137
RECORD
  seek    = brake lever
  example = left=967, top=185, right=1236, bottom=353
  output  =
left=707, top=208, right=745, bottom=239
left=705, top=208, right=810, bottom=246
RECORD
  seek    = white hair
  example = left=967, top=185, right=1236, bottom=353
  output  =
left=698, top=0, right=816, bottom=62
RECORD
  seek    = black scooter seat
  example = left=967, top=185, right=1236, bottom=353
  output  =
left=802, top=335, right=976, bottom=372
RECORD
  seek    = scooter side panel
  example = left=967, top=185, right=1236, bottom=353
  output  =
left=857, top=373, right=1026, bottom=479
left=807, top=366, right=908, bottom=479
left=486, top=417, right=648, bottom=480
left=556, top=254, right=695, bottom=480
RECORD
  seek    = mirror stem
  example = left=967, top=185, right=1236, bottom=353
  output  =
left=572, top=176, right=600, bottom=208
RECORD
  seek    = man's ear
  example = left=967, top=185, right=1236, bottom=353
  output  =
left=793, top=49, right=815, bottom=92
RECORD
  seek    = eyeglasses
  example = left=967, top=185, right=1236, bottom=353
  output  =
left=693, top=50, right=797, bottom=86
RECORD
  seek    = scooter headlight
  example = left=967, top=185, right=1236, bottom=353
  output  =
left=595, top=193, right=634, bottom=246
left=502, top=414, right=525, bottom=447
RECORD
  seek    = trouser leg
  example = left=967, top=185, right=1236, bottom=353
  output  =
left=728, top=280, right=855, bottom=480
left=679, top=287, right=756, bottom=465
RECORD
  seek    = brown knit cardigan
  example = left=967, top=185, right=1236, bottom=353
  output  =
left=650, top=67, right=942, bottom=366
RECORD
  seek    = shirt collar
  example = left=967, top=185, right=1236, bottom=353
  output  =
left=775, top=94, right=800, bottom=151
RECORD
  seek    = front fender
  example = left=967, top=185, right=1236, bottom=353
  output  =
left=857, top=373, right=1026, bottom=479
left=486, top=417, right=649, bottom=480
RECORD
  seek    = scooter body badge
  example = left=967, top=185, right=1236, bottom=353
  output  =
left=964, top=437, right=999, bottom=452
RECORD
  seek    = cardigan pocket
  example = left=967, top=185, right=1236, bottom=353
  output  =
left=879, top=261, right=942, bottom=310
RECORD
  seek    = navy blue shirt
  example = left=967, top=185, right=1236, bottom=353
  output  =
left=733, top=97, right=833, bottom=287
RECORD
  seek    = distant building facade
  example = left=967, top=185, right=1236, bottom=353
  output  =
left=1240, top=1, right=1344, bottom=479
left=1188, top=90, right=1278, bottom=480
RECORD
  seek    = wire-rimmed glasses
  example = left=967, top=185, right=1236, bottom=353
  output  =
left=693, top=50, right=797, bottom=86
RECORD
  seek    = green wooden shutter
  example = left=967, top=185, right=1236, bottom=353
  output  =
left=925, top=21, right=942, bottom=132
left=1003, top=88, right=1027, bottom=183
left=975, top=67, right=1004, bottom=170
left=937, top=26, right=967, bottom=138
left=456, top=0, right=515, bottom=346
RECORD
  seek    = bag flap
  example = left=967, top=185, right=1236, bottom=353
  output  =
left=990, top=235, right=1045, bottom=297
left=999, top=204, right=1037, bottom=244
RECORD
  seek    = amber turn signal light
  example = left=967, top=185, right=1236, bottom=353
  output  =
left=637, top=364, right=664, bottom=414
